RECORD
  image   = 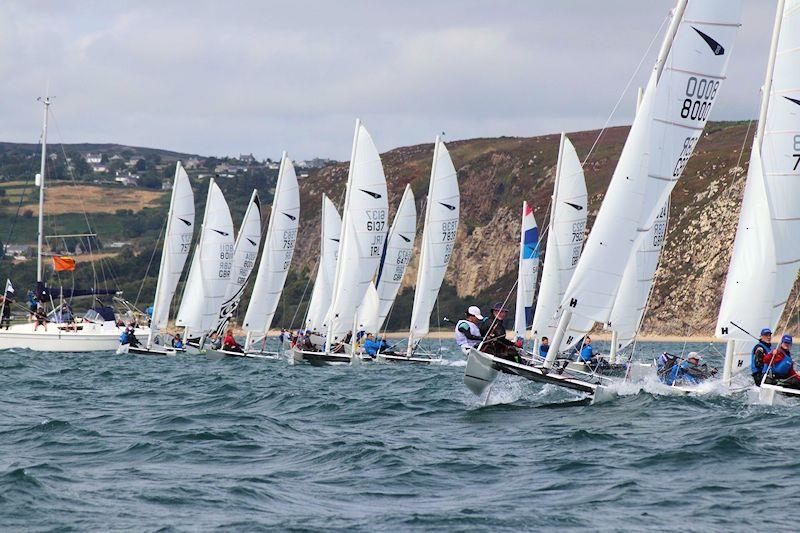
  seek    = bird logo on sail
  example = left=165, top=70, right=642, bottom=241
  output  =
left=178, top=218, right=192, bottom=226
left=211, top=229, right=230, bottom=236
left=439, top=202, right=456, bottom=211
left=692, top=27, right=724, bottom=56
left=331, top=238, right=340, bottom=242
left=360, top=189, right=382, bottom=199
left=565, top=202, right=584, bottom=211
left=785, top=96, right=800, bottom=107
left=399, top=234, right=411, bottom=243
left=283, top=212, right=297, bottom=221
left=246, top=238, right=257, bottom=247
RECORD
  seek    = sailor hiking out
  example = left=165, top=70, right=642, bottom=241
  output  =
left=454, top=306, right=483, bottom=356
left=751, top=328, right=773, bottom=386
left=478, top=303, right=521, bottom=362
left=763, top=335, right=800, bottom=388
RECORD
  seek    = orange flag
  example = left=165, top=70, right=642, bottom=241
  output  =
left=53, top=256, right=76, bottom=272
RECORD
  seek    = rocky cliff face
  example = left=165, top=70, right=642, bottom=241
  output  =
left=284, top=121, right=793, bottom=335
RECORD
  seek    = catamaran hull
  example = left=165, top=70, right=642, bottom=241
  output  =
left=119, top=344, right=181, bottom=356
left=0, top=324, right=149, bottom=353
left=291, top=347, right=352, bottom=365
left=377, top=353, right=443, bottom=365
left=465, top=348, right=599, bottom=396
left=758, top=383, right=800, bottom=405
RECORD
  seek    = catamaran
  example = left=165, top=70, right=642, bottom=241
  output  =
left=118, top=162, right=195, bottom=355
left=465, top=0, right=743, bottom=398
left=714, top=0, right=800, bottom=404
left=291, top=119, right=389, bottom=365
left=0, top=96, right=148, bottom=352
left=175, top=179, right=235, bottom=346
left=355, top=184, right=416, bottom=342
left=240, top=152, right=300, bottom=357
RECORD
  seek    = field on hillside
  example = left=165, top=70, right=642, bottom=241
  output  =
left=11, top=184, right=167, bottom=216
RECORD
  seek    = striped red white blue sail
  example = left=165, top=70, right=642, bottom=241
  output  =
left=514, top=202, right=539, bottom=340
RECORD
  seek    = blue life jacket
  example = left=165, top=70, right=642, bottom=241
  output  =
left=665, top=362, right=700, bottom=385
left=751, top=341, right=771, bottom=374
left=769, top=350, right=794, bottom=378
left=579, top=344, right=594, bottom=362
left=363, top=338, right=382, bottom=356
left=539, top=344, right=550, bottom=358
left=173, top=340, right=183, bottom=349
left=119, top=331, right=129, bottom=344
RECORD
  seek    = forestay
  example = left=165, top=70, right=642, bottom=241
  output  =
left=530, top=134, right=586, bottom=346
left=513, top=201, right=539, bottom=340
left=325, top=120, right=389, bottom=343
left=176, top=179, right=235, bottom=334
left=212, top=190, right=261, bottom=337
left=147, top=162, right=195, bottom=346
left=242, top=153, right=300, bottom=345
left=357, top=184, right=416, bottom=334
left=305, top=195, right=341, bottom=333
left=553, top=0, right=742, bottom=353
left=407, top=137, right=460, bottom=350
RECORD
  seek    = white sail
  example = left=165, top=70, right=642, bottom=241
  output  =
left=242, top=153, right=300, bottom=343
left=716, top=0, right=798, bottom=381
left=149, top=162, right=195, bottom=338
left=608, top=199, right=669, bottom=351
left=407, top=137, right=460, bottom=347
left=357, top=184, right=417, bottom=334
left=513, top=201, right=539, bottom=340
left=305, top=195, right=342, bottom=332
left=552, top=1, right=742, bottom=353
left=175, top=179, right=235, bottom=333
left=530, top=134, right=586, bottom=345
left=325, top=120, right=389, bottom=343
left=761, top=0, right=800, bottom=327
left=212, top=190, right=261, bottom=336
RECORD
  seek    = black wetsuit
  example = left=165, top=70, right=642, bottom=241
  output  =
left=479, top=315, right=519, bottom=361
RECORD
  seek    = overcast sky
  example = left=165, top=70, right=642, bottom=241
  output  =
left=0, top=0, right=773, bottom=160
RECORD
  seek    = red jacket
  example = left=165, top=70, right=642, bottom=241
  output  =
left=223, top=333, right=239, bottom=348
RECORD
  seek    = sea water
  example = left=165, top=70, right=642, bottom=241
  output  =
left=0, top=339, right=796, bottom=531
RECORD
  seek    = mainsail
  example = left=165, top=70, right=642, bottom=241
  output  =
left=547, top=0, right=742, bottom=361
left=146, top=162, right=195, bottom=348
left=406, top=137, right=460, bottom=351
left=716, top=0, right=798, bottom=384
left=325, top=120, right=389, bottom=344
left=357, top=184, right=417, bottom=334
left=513, top=201, right=539, bottom=340
left=175, top=179, right=235, bottom=335
left=305, top=195, right=341, bottom=332
left=530, top=134, right=586, bottom=348
left=242, top=153, right=300, bottom=348
left=212, top=190, right=261, bottom=337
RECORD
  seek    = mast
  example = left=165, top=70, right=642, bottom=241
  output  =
left=36, top=96, right=51, bottom=284
left=406, top=136, right=441, bottom=356
left=324, top=119, right=361, bottom=354
left=654, top=0, right=688, bottom=83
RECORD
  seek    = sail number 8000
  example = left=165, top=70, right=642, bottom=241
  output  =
left=680, top=77, right=719, bottom=122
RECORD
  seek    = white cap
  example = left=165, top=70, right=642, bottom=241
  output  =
left=687, top=351, right=700, bottom=361
left=468, top=306, right=484, bottom=320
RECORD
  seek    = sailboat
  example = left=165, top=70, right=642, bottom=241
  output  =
left=528, top=134, right=587, bottom=359
left=356, top=184, right=416, bottom=339
left=0, top=96, right=147, bottom=352
left=715, top=0, right=800, bottom=404
left=292, top=119, right=389, bottom=365
left=304, top=195, right=342, bottom=335
left=387, top=136, right=460, bottom=364
left=119, top=162, right=195, bottom=355
left=241, top=152, right=300, bottom=356
left=188, top=189, right=262, bottom=356
left=465, top=0, right=743, bottom=398
left=175, top=179, right=235, bottom=346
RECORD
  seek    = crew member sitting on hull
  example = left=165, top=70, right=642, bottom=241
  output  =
left=362, top=333, right=385, bottom=358
left=763, top=335, right=800, bottom=388
left=665, top=352, right=716, bottom=385
left=454, top=306, right=484, bottom=357
left=657, top=352, right=679, bottom=380
left=479, top=303, right=521, bottom=362
left=751, top=328, right=772, bottom=386
left=223, top=329, right=243, bottom=353
left=538, top=337, right=550, bottom=359
left=578, top=336, right=606, bottom=370
left=120, top=325, right=141, bottom=348
left=209, top=331, right=222, bottom=350
left=172, top=334, right=184, bottom=349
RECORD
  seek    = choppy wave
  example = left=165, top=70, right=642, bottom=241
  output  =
left=0, top=339, right=798, bottom=530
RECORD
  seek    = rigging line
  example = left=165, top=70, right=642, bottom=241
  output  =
left=289, top=268, right=314, bottom=330
left=133, top=221, right=166, bottom=309
left=580, top=13, right=669, bottom=168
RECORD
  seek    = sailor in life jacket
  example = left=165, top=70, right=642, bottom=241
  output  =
left=763, top=334, right=799, bottom=385
left=454, top=306, right=484, bottom=356
left=750, top=328, right=773, bottom=387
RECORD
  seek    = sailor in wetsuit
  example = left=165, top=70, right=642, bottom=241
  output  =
left=479, top=303, right=521, bottom=362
